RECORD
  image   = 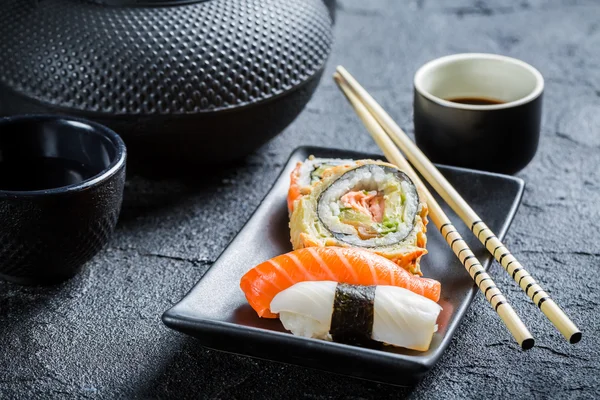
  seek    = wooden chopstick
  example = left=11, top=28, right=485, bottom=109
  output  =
left=333, top=72, right=535, bottom=350
left=335, top=66, right=581, bottom=344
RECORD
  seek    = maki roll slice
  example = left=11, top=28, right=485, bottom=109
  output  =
left=290, top=160, right=428, bottom=275
left=287, top=156, right=356, bottom=213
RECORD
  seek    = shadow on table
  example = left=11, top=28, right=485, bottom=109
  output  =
left=0, top=279, right=70, bottom=343
left=117, top=157, right=254, bottom=227
left=137, top=335, right=416, bottom=399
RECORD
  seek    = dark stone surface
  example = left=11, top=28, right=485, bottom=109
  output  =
left=1, top=0, right=599, bottom=398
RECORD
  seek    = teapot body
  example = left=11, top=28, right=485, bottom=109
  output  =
left=0, top=0, right=334, bottom=173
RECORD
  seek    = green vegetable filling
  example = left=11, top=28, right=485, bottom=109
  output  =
left=336, top=175, right=410, bottom=238
left=310, top=164, right=335, bottom=184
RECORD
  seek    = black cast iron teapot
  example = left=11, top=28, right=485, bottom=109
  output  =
left=0, top=0, right=334, bottom=174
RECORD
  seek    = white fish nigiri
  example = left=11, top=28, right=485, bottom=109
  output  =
left=270, top=281, right=442, bottom=351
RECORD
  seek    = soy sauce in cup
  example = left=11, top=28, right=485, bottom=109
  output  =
left=413, top=53, right=543, bottom=175
left=445, top=97, right=505, bottom=106
left=0, top=158, right=95, bottom=191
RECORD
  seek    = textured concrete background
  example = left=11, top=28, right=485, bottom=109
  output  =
left=1, top=0, right=599, bottom=398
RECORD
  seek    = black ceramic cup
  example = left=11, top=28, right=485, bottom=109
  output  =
left=413, top=53, right=544, bottom=174
left=0, top=115, right=126, bottom=285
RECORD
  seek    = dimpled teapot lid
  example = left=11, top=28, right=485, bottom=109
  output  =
left=0, top=0, right=332, bottom=115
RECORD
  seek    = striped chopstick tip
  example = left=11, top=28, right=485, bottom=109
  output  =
left=570, top=331, right=582, bottom=344
left=521, top=338, right=535, bottom=350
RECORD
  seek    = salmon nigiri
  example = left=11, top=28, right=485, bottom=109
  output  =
left=240, top=247, right=441, bottom=318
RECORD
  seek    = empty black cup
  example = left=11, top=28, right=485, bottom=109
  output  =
left=413, top=53, right=544, bottom=174
left=0, top=115, right=126, bottom=285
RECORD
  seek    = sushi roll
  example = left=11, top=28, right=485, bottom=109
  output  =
left=290, top=160, right=428, bottom=275
left=270, top=281, right=442, bottom=351
left=288, top=156, right=356, bottom=213
left=240, top=247, right=441, bottom=318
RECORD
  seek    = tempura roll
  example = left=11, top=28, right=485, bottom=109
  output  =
left=290, top=160, right=428, bottom=275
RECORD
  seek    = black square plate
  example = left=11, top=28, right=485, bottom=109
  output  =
left=162, top=146, right=525, bottom=386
